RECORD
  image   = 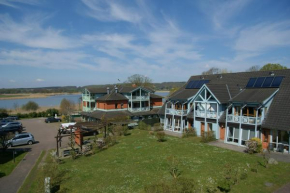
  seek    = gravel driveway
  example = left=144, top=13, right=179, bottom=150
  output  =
left=0, top=118, right=64, bottom=193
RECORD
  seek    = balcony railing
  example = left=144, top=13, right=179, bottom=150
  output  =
left=195, top=110, right=222, bottom=119
left=82, top=96, right=95, bottom=101
left=227, top=115, right=262, bottom=125
left=130, top=96, right=149, bottom=101
left=166, top=109, right=187, bottom=116
left=130, top=107, right=150, bottom=112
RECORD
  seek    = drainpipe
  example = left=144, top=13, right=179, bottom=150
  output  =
left=193, top=102, right=196, bottom=131
left=205, top=102, right=207, bottom=133
left=224, top=104, right=233, bottom=143
left=238, top=104, right=247, bottom=146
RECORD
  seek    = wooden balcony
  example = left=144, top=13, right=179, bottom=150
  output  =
left=195, top=110, right=222, bottom=119
left=166, top=109, right=187, bottom=116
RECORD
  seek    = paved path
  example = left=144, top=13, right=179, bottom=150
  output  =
left=0, top=118, right=61, bottom=193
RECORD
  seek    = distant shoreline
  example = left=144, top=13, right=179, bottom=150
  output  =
left=0, top=92, right=81, bottom=100
left=155, top=90, right=170, bottom=93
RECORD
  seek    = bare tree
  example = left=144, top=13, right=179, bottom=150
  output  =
left=59, top=99, right=75, bottom=116
left=246, top=65, right=260, bottom=72
left=124, top=74, right=153, bottom=88
left=202, top=67, right=230, bottom=75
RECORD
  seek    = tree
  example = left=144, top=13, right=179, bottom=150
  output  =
left=202, top=67, right=230, bottom=75
left=22, top=101, right=39, bottom=111
left=246, top=65, right=260, bottom=72
left=59, top=99, right=75, bottom=115
left=0, top=108, right=8, bottom=118
left=124, top=74, right=153, bottom=88
left=0, top=132, right=13, bottom=151
left=260, top=63, right=287, bottom=71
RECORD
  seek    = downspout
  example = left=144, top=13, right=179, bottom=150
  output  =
left=238, top=104, right=247, bottom=146
left=163, top=101, right=167, bottom=130
left=224, top=104, right=233, bottom=143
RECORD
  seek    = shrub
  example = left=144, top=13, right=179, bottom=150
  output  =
left=201, top=131, right=216, bottom=143
left=22, top=101, right=39, bottom=111
left=46, top=108, right=59, bottom=117
left=246, top=137, right=262, bottom=154
left=156, top=131, right=166, bottom=142
left=182, top=127, right=197, bottom=138
left=0, top=108, right=8, bottom=118
left=138, top=121, right=150, bottom=130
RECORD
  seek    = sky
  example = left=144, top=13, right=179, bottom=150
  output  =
left=0, top=0, right=290, bottom=88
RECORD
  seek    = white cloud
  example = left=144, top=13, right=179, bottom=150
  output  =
left=0, top=49, right=90, bottom=69
left=9, top=79, right=16, bottom=83
left=0, top=14, right=79, bottom=49
left=235, top=21, right=290, bottom=52
left=0, top=0, right=39, bottom=8
left=81, top=0, right=141, bottom=23
left=36, top=78, right=44, bottom=82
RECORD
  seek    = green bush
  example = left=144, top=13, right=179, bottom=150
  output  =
left=182, top=127, right=197, bottom=138
left=138, top=121, right=150, bottom=130
left=246, top=138, right=262, bottom=154
left=0, top=108, right=8, bottom=118
left=156, top=131, right=166, bottom=142
left=22, top=101, right=39, bottom=111
left=201, top=131, right=216, bottom=143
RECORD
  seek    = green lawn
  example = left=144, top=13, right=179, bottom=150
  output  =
left=0, top=150, right=27, bottom=178
left=30, top=130, right=290, bottom=192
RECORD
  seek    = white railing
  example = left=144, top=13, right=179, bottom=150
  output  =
left=195, top=111, right=222, bottom=118
left=165, top=109, right=187, bottom=116
left=227, top=115, right=262, bottom=125
left=130, top=96, right=149, bottom=101
left=130, top=107, right=150, bottom=112
left=82, top=96, right=94, bottom=101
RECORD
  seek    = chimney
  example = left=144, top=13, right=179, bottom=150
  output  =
left=107, top=87, right=110, bottom=94
left=114, top=85, right=118, bottom=93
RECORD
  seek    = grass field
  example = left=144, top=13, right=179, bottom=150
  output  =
left=0, top=94, right=26, bottom=98
left=30, top=130, right=290, bottom=192
left=0, top=150, right=27, bottom=178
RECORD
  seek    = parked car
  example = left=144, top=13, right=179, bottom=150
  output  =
left=5, top=133, right=35, bottom=147
left=0, top=119, right=12, bottom=126
left=6, top=116, right=19, bottom=120
left=45, top=117, right=62, bottom=123
left=0, top=123, right=23, bottom=134
left=1, top=122, right=22, bottom=128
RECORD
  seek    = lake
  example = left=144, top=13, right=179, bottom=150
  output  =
left=0, top=91, right=169, bottom=109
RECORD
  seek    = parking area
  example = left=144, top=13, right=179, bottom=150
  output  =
left=0, top=118, right=65, bottom=193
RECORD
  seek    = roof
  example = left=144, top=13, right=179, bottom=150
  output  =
left=230, top=88, right=278, bottom=104
left=86, top=87, right=112, bottom=93
left=96, top=92, right=128, bottom=101
left=170, top=89, right=198, bottom=101
left=150, top=93, right=163, bottom=99
left=206, top=84, right=231, bottom=104
left=81, top=108, right=161, bottom=119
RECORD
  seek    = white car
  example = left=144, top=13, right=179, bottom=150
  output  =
left=59, top=122, right=76, bottom=133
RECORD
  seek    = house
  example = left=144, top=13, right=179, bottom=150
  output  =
left=159, top=69, right=290, bottom=152
left=81, top=85, right=163, bottom=121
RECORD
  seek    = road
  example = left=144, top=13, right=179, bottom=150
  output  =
left=0, top=118, right=64, bottom=193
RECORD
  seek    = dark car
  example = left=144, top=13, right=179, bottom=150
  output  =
left=45, top=117, right=62, bottom=123
left=0, top=119, right=11, bottom=126
left=6, top=116, right=19, bottom=120
left=1, top=122, right=22, bottom=128
left=0, top=124, right=23, bottom=134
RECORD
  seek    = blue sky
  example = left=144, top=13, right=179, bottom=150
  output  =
left=0, top=0, right=290, bottom=88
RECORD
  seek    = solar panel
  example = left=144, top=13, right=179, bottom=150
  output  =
left=196, top=80, right=209, bottom=88
left=262, top=77, right=274, bottom=87
left=186, top=81, right=195, bottom=89
left=253, top=77, right=265, bottom=88
left=271, top=76, right=284, bottom=87
left=246, top=78, right=257, bottom=88
left=191, top=81, right=199, bottom=88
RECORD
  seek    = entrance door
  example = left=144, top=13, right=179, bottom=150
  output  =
left=201, top=122, right=205, bottom=134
